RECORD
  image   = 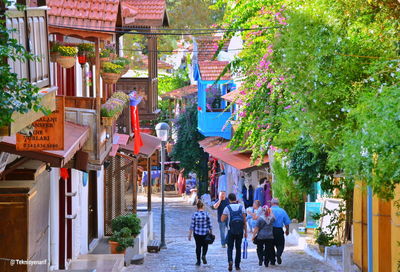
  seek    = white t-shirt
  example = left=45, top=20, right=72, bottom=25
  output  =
left=222, top=203, right=246, bottom=230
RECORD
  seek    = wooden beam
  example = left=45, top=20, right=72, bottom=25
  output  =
left=95, top=39, right=101, bottom=161
left=0, top=157, right=31, bottom=179
left=147, top=157, right=152, bottom=211
left=132, top=157, right=138, bottom=214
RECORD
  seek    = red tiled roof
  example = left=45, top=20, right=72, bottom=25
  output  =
left=47, top=0, right=168, bottom=31
left=47, top=0, right=121, bottom=30
left=196, top=36, right=229, bottom=61
left=122, top=0, right=169, bottom=27
left=161, top=85, right=198, bottom=100
left=221, top=88, right=244, bottom=105
left=138, top=55, right=173, bottom=70
left=200, top=140, right=269, bottom=170
left=198, top=61, right=231, bottom=81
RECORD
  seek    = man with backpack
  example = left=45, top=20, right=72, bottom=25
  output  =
left=221, top=193, right=248, bottom=271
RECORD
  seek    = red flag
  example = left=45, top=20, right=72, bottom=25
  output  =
left=130, top=105, right=143, bottom=154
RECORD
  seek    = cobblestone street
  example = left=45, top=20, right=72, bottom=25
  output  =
left=125, top=194, right=339, bottom=272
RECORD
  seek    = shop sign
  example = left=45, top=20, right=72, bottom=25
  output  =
left=16, top=96, right=65, bottom=151
left=305, top=202, right=322, bottom=229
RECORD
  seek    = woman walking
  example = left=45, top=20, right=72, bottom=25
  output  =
left=252, top=208, right=276, bottom=267
left=188, top=200, right=212, bottom=266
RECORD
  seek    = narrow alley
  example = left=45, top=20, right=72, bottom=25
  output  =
left=125, top=194, right=339, bottom=272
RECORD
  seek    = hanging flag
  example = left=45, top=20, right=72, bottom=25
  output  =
left=129, top=91, right=143, bottom=155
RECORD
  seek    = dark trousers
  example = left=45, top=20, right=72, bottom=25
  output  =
left=273, top=227, right=285, bottom=258
left=226, top=231, right=243, bottom=266
left=256, top=239, right=275, bottom=264
left=194, top=234, right=208, bottom=262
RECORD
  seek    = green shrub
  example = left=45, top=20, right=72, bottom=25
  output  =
left=102, top=62, right=123, bottom=73
left=57, top=46, right=78, bottom=57
left=315, top=231, right=333, bottom=246
left=111, top=214, right=141, bottom=237
left=109, top=227, right=134, bottom=252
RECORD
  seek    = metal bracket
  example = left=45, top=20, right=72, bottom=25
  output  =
left=66, top=214, right=77, bottom=220
left=65, top=191, right=77, bottom=197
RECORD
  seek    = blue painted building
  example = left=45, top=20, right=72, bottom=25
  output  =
left=193, top=60, right=235, bottom=139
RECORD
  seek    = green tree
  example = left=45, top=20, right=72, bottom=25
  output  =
left=170, top=104, right=208, bottom=188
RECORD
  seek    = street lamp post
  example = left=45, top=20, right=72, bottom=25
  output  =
left=155, top=122, right=170, bottom=249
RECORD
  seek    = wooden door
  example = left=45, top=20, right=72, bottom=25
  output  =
left=88, top=171, right=98, bottom=245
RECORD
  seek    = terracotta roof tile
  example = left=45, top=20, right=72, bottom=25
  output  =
left=196, top=36, right=229, bottom=62
left=199, top=139, right=269, bottom=170
left=161, top=85, right=198, bottom=99
left=198, top=61, right=231, bottom=81
left=122, top=0, right=168, bottom=26
left=47, top=0, right=121, bottom=30
left=221, top=88, right=244, bottom=105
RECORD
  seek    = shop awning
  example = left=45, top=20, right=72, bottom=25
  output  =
left=221, top=88, right=244, bottom=105
left=0, top=122, right=89, bottom=167
left=120, top=133, right=161, bottom=158
left=200, top=140, right=268, bottom=171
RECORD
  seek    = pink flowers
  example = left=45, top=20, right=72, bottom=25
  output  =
left=284, top=105, right=292, bottom=110
left=239, top=111, right=247, bottom=118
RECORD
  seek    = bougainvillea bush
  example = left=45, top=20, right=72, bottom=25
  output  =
left=214, top=0, right=400, bottom=199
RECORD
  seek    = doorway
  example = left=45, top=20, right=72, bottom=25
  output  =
left=88, top=171, right=98, bottom=245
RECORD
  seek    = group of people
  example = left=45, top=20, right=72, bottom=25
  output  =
left=189, top=191, right=291, bottom=271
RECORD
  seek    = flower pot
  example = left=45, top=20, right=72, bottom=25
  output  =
left=101, top=72, right=121, bottom=84
left=100, top=57, right=110, bottom=67
left=109, top=241, right=126, bottom=254
left=50, top=52, right=59, bottom=62
left=120, top=66, right=129, bottom=76
left=57, top=56, right=76, bottom=69
left=319, top=245, right=325, bottom=254
left=102, top=116, right=115, bottom=126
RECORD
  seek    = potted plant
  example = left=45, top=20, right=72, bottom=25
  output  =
left=112, top=57, right=130, bottom=75
left=49, top=41, right=61, bottom=62
left=111, top=214, right=141, bottom=237
left=100, top=49, right=111, bottom=66
left=101, top=62, right=123, bottom=84
left=315, top=231, right=332, bottom=253
left=109, top=227, right=134, bottom=254
left=105, top=42, right=117, bottom=59
left=101, top=98, right=124, bottom=126
left=111, top=91, right=130, bottom=104
left=56, top=45, right=78, bottom=68
left=77, top=43, right=94, bottom=64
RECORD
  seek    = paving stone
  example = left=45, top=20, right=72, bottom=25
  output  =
left=124, top=195, right=339, bottom=272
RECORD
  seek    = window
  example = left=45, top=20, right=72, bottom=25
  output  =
left=6, top=8, right=50, bottom=88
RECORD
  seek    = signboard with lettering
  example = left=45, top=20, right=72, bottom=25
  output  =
left=16, top=96, right=64, bottom=151
left=305, top=202, right=322, bottom=229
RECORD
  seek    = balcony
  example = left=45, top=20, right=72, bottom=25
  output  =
left=64, top=96, right=113, bottom=170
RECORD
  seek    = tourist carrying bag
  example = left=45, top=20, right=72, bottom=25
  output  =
left=242, top=238, right=248, bottom=259
left=205, top=232, right=215, bottom=244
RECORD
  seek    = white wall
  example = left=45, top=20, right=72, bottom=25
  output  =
left=49, top=168, right=60, bottom=270
left=97, top=167, right=105, bottom=239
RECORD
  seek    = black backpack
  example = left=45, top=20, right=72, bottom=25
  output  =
left=227, top=205, right=244, bottom=235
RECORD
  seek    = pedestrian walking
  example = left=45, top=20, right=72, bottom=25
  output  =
left=270, top=198, right=291, bottom=265
left=221, top=193, right=248, bottom=271
left=213, top=191, right=230, bottom=248
left=246, top=200, right=263, bottom=232
left=188, top=200, right=212, bottom=266
left=252, top=207, right=276, bottom=267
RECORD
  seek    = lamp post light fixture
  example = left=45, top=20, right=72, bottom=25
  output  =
left=155, top=122, right=170, bottom=249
